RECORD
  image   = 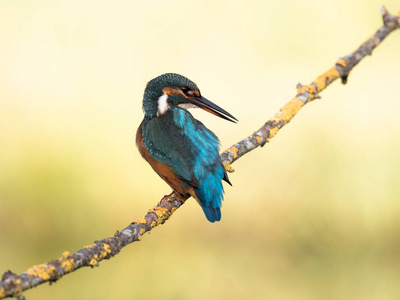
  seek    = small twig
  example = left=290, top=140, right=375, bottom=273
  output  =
left=0, top=6, right=399, bottom=299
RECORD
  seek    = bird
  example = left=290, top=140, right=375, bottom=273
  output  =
left=136, top=73, right=237, bottom=222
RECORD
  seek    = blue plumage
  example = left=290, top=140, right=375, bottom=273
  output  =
left=137, top=73, right=237, bottom=222
left=173, top=108, right=226, bottom=222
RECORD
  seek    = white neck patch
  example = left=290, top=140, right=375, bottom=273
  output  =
left=157, top=93, right=170, bottom=116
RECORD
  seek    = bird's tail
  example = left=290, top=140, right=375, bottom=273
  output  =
left=188, top=185, right=223, bottom=223
left=194, top=173, right=225, bottom=223
left=201, top=205, right=221, bottom=223
left=189, top=158, right=227, bottom=223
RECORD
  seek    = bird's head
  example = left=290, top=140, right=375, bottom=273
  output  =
left=142, top=73, right=237, bottom=122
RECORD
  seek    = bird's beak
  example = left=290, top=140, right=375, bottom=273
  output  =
left=189, top=96, right=238, bottom=123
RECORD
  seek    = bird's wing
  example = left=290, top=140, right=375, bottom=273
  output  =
left=142, top=117, right=199, bottom=187
left=194, top=119, right=231, bottom=186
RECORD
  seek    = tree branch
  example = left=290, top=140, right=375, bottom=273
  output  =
left=1, top=6, right=399, bottom=299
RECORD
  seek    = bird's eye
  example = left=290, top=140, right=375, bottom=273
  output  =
left=181, top=86, right=190, bottom=94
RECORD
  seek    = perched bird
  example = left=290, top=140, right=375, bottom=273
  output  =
left=136, top=73, right=237, bottom=222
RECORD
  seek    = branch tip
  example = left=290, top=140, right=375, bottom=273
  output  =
left=381, top=6, right=400, bottom=29
left=380, top=5, right=388, bottom=17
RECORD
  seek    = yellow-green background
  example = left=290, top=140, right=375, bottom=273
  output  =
left=1, top=1, right=400, bottom=299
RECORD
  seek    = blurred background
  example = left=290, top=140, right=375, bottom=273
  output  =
left=1, top=0, right=400, bottom=299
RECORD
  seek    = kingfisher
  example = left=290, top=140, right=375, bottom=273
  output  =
left=136, top=73, right=237, bottom=222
